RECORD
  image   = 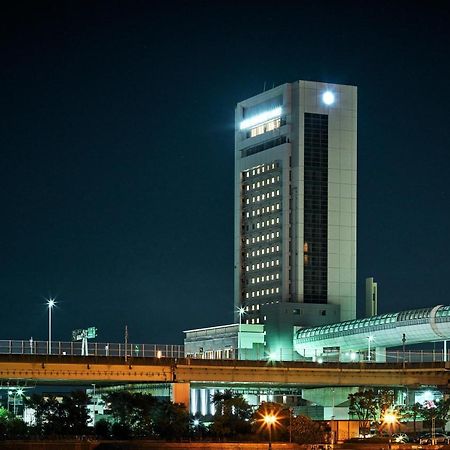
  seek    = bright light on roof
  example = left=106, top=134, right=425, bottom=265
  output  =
left=240, top=106, right=282, bottom=130
left=322, top=91, right=335, bottom=105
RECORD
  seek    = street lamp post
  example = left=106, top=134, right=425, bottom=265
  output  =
left=237, top=307, right=245, bottom=360
left=382, top=410, right=397, bottom=450
left=46, top=298, right=56, bottom=355
left=264, top=414, right=277, bottom=450
left=92, top=383, right=96, bottom=426
left=367, top=336, right=374, bottom=362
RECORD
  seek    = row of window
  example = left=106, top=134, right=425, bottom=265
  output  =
left=248, top=118, right=281, bottom=138
left=246, top=260, right=280, bottom=271
left=244, top=217, right=281, bottom=231
left=244, top=304, right=260, bottom=311
left=245, top=231, right=280, bottom=245
left=244, top=190, right=280, bottom=204
left=242, top=163, right=279, bottom=179
left=245, top=246, right=281, bottom=258
left=246, top=287, right=280, bottom=298
left=244, top=203, right=281, bottom=218
left=249, top=273, right=281, bottom=284
left=244, top=176, right=280, bottom=191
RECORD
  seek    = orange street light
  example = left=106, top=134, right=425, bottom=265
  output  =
left=382, top=410, right=398, bottom=450
left=264, top=414, right=278, bottom=450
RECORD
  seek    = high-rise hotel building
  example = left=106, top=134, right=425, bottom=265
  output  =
left=234, top=80, right=357, bottom=337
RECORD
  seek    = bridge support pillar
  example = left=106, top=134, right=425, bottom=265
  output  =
left=172, top=382, right=190, bottom=410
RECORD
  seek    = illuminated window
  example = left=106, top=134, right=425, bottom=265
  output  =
left=256, top=263, right=260, bottom=269
left=246, top=293, right=249, bottom=298
left=256, top=304, right=260, bottom=310
left=276, top=287, right=280, bottom=293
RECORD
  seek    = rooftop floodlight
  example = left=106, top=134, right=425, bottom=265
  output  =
left=322, top=90, right=335, bottom=105
left=240, top=106, right=282, bottom=130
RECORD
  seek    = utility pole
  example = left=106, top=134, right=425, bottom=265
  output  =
left=125, top=325, right=128, bottom=362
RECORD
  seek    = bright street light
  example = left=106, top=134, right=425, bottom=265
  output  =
left=46, top=297, right=56, bottom=355
left=367, top=335, right=374, bottom=361
left=237, top=306, right=245, bottom=360
left=382, top=410, right=398, bottom=450
left=263, top=414, right=278, bottom=450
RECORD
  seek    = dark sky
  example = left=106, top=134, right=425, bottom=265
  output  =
left=1, top=1, right=450, bottom=345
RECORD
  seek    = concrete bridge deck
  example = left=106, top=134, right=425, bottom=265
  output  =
left=0, top=355, right=448, bottom=389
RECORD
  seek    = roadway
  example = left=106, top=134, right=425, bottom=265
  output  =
left=0, top=354, right=448, bottom=389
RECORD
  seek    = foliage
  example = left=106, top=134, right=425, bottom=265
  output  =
left=0, top=409, right=28, bottom=440
left=153, top=400, right=189, bottom=440
left=420, top=398, right=450, bottom=431
left=210, top=390, right=252, bottom=438
left=25, top=391, right=90, bottom=437
left=105, top=391, right=158, bottom=437
left=94, top=419, right=111, bottom=438
left=398, top=402, right=423, bottom=436
left=290, top=415, right=329, bottom=444
left=348, top=390, right=378, bottom=435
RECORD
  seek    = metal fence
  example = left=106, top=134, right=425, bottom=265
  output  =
left=1, top=340, right=450, bottom=363
left=0, top=340, right=185, bottom=359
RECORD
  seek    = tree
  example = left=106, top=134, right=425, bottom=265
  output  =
left=290, top=415, right=329, bottom=444
left=421, top=398, right=450, bottom=432
left=210, top=390, right=252, bottom=439
left=105, top=391, right=158, bottom=438
left=398, top=402, right=423, bottom=437
left=61, top=390, right=90, bottom=435
left=94, top=419, right=111, bottom=439
left=153, top=400, right=189, bottom=440
left=348, top=390, right=378, bottom=436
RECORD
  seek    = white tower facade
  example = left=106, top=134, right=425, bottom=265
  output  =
left=234, top=80, right=357, bottom=329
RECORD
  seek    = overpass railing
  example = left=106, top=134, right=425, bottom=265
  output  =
left=0, top=340, right=184, bottom=359
left=1, top=340, right=449, bottom=363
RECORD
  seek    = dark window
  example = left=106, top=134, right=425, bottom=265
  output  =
left=303, top=113, right=328, bottom=304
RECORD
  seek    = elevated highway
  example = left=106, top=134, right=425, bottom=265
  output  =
left=1, top=354, right=450, bottom=407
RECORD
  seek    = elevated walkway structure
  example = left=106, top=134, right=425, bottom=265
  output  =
left=294, top=305, right=450, bottom=361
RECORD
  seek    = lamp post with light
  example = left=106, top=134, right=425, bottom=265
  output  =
left=264, top=414, right=277, bottom=450
left=46, top=297, right=56, bottom=355
left=383, top=410, right=397, bottom=450
left=237, top=307, right=245, bottom=360
left=367, top=336, right=374, bottom=362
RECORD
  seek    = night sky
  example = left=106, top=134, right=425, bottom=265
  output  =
left=1, top=1, right=450, bottom=345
